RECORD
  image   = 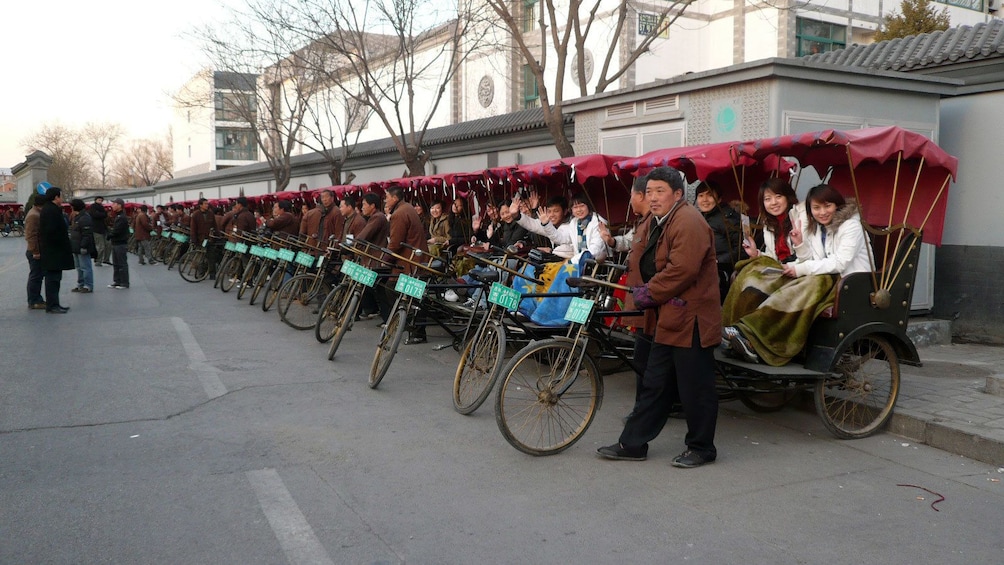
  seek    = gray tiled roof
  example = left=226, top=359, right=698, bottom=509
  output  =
left=806, top=19, right=1004, bottom=71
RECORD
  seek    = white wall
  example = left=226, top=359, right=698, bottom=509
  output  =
left=939, top=90, right=1004, bottom=246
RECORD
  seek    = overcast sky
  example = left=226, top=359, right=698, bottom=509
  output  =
left=0, top=0, right=235, bottom=168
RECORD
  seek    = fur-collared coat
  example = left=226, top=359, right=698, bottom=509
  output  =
left=791, top=200, right=873, bottom=278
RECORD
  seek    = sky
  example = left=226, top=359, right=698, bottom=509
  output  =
left=0, top=0, right=236, bottom=168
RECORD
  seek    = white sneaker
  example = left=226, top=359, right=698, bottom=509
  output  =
left=444, top=289, right=460, bottom=302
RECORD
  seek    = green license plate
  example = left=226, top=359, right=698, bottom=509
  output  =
left=395, top=274, right=427, bottom=300
left=487, top=282, right=521, bottom=311
left=294, top=252, right=315, bottom=268
left=235, top=243, right=248, bottom=254
left=225, top=241, right=236, bottom=252
left=563, top=297, right=594, bottom=324
left=277, top=249, right=295, bottom=262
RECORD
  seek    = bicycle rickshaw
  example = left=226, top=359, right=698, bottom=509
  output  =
left=491, top=126, right=957, bottom=455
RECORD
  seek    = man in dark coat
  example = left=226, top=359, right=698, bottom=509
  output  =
left=24, top=189, right=46, bottom=309
left=38, top=187, right=75, bottom=312
left=89, top=196, right=111, bottom=266
left=107, top=199, right=131, bottom=289
left=69, top=198, right=97, bottom=293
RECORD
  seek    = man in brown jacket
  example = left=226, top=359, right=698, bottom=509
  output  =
left=598, top=166, right=722, bottom=468
left=24, top=189, right=46, bottom=309
left=339, top=195, right=366, bottom=240
left=354, top=193, right=390, bottom=320
left=265, top=201, right=299, bottom=237
left=299, top=190, right=340, bottom=249
left=134, top=205, right=154, bottom=264
left=381, top=186, right=431, bottom=342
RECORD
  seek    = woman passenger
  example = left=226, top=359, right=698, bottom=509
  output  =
left=695, top=181, right=743, bottom=302
left=723, top=183, right=872, bottom=366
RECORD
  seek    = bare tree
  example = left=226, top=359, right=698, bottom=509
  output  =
left=155, top=129, right=174, bottom=182
left=184, top=0, right=310, bottom=191
left=82, top=122, right=125, bottom=188
left=21, top=123, right=95, bottom=194
left=276, top=0, right=490, bottom=176
left=110, top=137, right=173, bottom=187
left=483, top=0, right=693, bottom=157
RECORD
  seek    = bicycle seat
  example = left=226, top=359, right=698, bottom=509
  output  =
left=470, top=270, right=501, bottom=284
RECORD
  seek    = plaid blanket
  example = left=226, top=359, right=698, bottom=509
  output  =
left=723, top=257, right=838, bottom=366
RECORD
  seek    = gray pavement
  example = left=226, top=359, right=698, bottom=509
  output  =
left=3, top=237, right=1004, bottom=564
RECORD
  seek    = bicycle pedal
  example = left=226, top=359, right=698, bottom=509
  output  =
left=432, top=343, right=452, bottom=351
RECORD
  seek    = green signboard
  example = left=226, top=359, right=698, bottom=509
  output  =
left=563, top=297, right=594, bottom=324
left=395, top=274, right=427, bottom=300
left=487, top=282, right=521, bottom=311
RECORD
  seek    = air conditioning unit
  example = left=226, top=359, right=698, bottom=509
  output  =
left=990, top=0, right=1000, bottom=12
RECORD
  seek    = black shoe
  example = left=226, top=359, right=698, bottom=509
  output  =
left=71, top=287, right=82, bottom=293
left=672, top=449, right=715, bottom=469
left=46, top=306, right=70, bottom=314
left=597, top=443, right=647, bottom=461
left=405, top=335, right=427, bottom=345
left=29, top=303, right=47, bottom=310
left=104, top=261, right=113, bottom=266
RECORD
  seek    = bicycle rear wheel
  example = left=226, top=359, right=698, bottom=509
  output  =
left=369, top=305, right=406, bottom=389
left=453, top=319, right=506, bottom=415
left=278, top=274, right=326, bottom=330
left=494, top=338, right=602, bottom=456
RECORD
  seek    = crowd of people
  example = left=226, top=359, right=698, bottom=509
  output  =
left=23, top=169, right=875, bottom=468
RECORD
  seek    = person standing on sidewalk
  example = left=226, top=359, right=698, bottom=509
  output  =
left=133, top=205, right=154, bottom=265
left=38, top=186, right=75, bottom=313
left=24, top=185, right=47, bottom=309
left=89, top=196, right=111, bottom=266
left=68, top=199, right=96, bottom=293
left=107, top=199, right=130, bottom=289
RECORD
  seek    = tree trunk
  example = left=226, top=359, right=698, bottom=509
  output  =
left=328, top=165, right=342, bottom=186
left=546, top=111, right=575, bottom=158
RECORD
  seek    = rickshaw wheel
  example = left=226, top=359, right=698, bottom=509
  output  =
left=815, top=334, right=900, bottom=439
left=316, top=283, right=349, bottom=344
left=737, top=386, right=798, bottom=413
left=453, top=319, right=506, bottom=415
left=494, top=339, right=602, bottom=456
left=327, top=289, right=359, bottom=359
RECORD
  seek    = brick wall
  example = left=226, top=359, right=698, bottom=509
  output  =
left=933, top=244, right=1004, bottom=343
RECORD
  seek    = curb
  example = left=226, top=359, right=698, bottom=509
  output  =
left=888, top=409, right=1004, bottom=467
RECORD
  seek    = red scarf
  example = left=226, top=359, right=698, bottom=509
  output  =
left=774, top=216, right=792, bottom=262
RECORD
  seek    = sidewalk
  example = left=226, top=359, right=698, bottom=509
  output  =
left=887, top=342, right=1004, bottom=467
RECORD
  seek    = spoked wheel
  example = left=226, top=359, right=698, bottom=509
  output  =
left=453, top=319, right=506, bottom=415
left=261, top=265, right=285, bottom=311
left=369, top=305, right=407, bottom=389
left=178, top=251, right=209, bottom=283
left=815, top=334, right=900, bottom=439
left=277, top=274, right=325, bottom=330
left=249, top=262, right=272, bottom=305
left=327, top=291, right=361, bottom=359
left=219, top=257, right=243, bottom=293
left=494, top=338, right=602, bottom=456
left=236, top=260, right=258, bottom=300
left=166, top=245, right=183, bottom=270
left=737, top=383, right=799, bottom=413
left=316, top=283, right=350, bottom=344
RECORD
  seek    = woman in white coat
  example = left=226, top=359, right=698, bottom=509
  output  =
left=724, top=183, right=872, bottom=366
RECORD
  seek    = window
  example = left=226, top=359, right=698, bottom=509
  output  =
left=523, top=0, right=537, bottom=32
left=523, top=64, right=539, bottom=109
left=214, top=91, right=256, bottom=122
left=796, top=18, right=846, bottom=56
left=215, top=128, right=257, bottom=161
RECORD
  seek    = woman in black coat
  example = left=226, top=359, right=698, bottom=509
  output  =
left=38, top=187, right=74, bottom=312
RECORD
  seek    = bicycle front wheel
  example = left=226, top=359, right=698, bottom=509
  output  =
left=327, top=291, right=361, bottom=359
left=219, top=257, right=243, bottom=293
left=249, top=261, right=273, bottom=305
left=236, top=259, right=258, bottom=300
left=453, top=319, right=506, bottom=415
left=369, top=306, right=406, bottom=389
left=316, top=282, right=350, bottom=344
left=261, top=264, right=285, bottom=311
left=277, top=274, right=326, bottom=330
left=178, top=251, right=209, bottom=283
left=494, top=338, right=602, bottom=456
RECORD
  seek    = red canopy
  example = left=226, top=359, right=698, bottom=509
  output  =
left=732, top=126, right=958, bottom=245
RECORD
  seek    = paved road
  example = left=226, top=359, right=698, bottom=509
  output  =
left=1, top=237, right=1002, bottom=564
